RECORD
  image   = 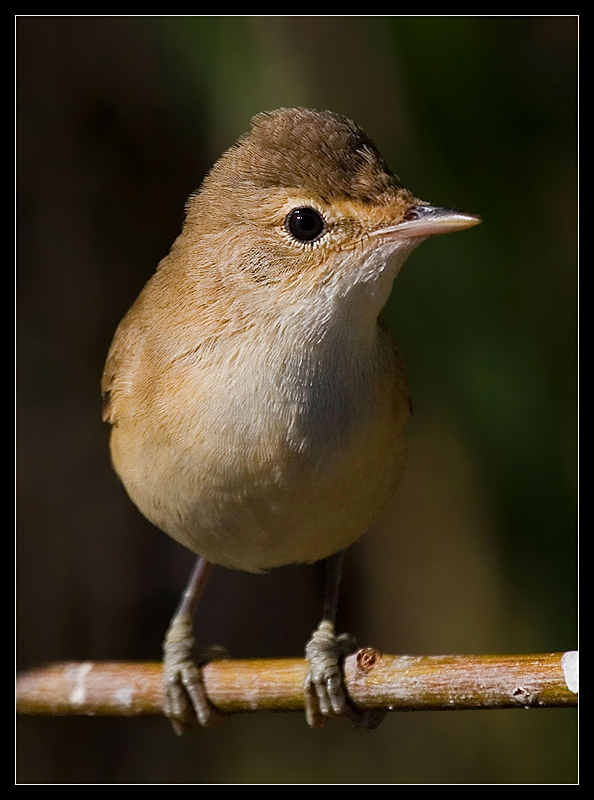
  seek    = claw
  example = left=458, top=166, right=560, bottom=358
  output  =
left=304, top=622, right=388, bottom=729
left=162, top=615, right=226, bottom=731
left=303, top=620, right=357, bottom=727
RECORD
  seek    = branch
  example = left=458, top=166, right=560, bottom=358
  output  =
left=16, top=650, right=578, bottom=719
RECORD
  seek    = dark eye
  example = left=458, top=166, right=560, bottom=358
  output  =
left=285, top=207, right=326, bottom=242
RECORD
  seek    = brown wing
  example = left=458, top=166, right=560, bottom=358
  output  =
left=101, top=311, right=145, bottom=425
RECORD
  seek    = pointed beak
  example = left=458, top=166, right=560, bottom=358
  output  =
left=371, top=205, right=481, bottom=241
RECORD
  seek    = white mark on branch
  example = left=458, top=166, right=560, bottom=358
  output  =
left=244, top=680, right=260, bottom=711
left=115, top=686, right=136, bottom=708
left=66, top=662, right=93, bottom=706
left=562, top=650, right=578, bottom=693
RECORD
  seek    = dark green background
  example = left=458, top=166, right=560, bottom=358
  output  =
left=17, top=17, right=577, bottom=784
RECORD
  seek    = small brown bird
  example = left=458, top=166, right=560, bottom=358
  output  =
left=102, top=107, right=480, bottom=731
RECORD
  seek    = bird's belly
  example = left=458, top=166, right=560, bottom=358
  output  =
left=110, top=386, right=408, bottom=572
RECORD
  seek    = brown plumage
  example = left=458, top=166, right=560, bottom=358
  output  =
left=102, top=108, right=480, bottom=729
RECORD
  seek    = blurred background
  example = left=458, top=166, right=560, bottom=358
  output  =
left=16, top=17, right=577, bottom=784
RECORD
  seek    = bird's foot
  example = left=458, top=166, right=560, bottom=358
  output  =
left=303, top=620, right=387, bottom=729
left=162, top=615, right=227, bottom=734
left=303, top=620, right=356, bottom=727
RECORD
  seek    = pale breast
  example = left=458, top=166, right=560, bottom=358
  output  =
left=109, top=326, right=410, bottom=572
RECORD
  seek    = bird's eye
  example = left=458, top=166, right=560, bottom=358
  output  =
left=285, top=207, right=326, bottom=243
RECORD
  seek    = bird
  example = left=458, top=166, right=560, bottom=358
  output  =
left=101, top=107, right=480, bottom=732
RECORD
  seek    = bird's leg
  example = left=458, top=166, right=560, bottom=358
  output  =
left=162, top=556, right=227, bottom=733
left=303, top=550, right=387, bottom=729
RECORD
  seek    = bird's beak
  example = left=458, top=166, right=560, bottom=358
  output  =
left=371, top=205, right=481, bottom=241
